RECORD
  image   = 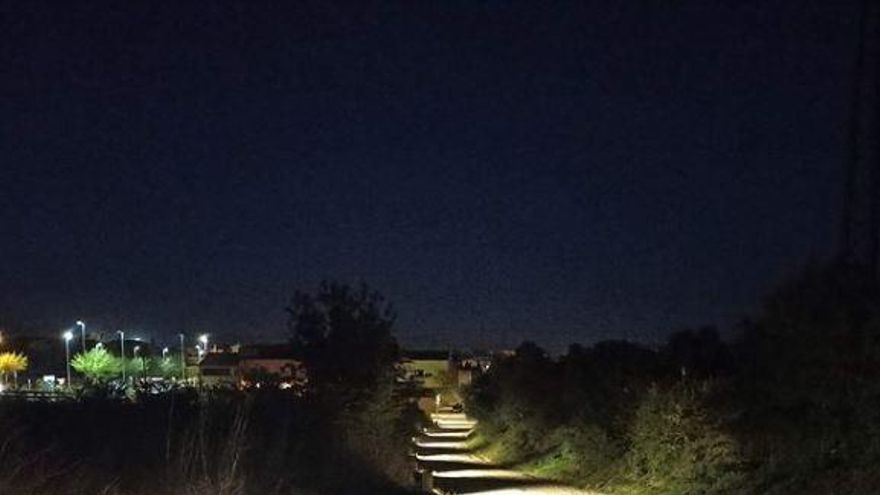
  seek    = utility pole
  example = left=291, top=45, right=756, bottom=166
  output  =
left=118, top=330, right=126, bottom=384
left=179, top=333, right=186, bottom=381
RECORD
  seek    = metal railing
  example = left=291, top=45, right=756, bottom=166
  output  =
left=0, top=389, right=73, bottom=402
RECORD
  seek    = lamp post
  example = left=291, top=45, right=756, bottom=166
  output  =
left=199, top=334, right=209, bottom=355
left=179, top=333, right=186, bottom=381
left=117, top=330, right=126, bottom=384
left=133, top=345, right=144, bottom=383
left=63, top=330, right=73, bottom=390
left=162, top=347, right=169, bottom=359
left=76, top=320, right=86, bottom=352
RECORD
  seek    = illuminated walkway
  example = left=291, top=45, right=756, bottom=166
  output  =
left=413, top=412, right=605, bottom=495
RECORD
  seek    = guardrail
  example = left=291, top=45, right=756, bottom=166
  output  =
left=0, top=389, right=73, bottom=402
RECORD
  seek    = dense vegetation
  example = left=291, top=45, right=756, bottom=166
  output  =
left=0, top=282, right=422, bottom=495
left=0, top=388, right=417, bottom=495
left=467, top=263, right=880, bottom=494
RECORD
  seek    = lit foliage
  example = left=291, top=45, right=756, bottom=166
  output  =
left=627, top=382, right=741, bottom=493
left=71, top=346, right=120, bottom=382
left=156, top=356, right=180, bottom=378
left=0, top=352, right=28, bottom=385
left=125, top=357, right=147, bottom=377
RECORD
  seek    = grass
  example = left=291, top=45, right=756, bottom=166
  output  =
left=0, top=389, right=418, bottom=495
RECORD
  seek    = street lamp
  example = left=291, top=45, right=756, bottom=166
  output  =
left=162, top=347, right=169, bottom=359
left=117, top=330, right=126, bottom=384
left=179, top=333, right=186, bottom=381
left=199, top=334, right=209, bottom=354
left=133, top=345, right=144, bottom=382
left=63, top=330, right=74, bottom=389
left=76, top=320, right=86, bottom=352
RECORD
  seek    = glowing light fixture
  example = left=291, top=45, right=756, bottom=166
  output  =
left=62, top=330, right=74, bottom=389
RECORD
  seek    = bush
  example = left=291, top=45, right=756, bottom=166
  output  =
left=0, top=389, right=415, bottom=495
left=626, top=381, right=743, bottom=494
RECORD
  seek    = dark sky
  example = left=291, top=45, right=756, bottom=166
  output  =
left=0, top=1, right=861, bottom=351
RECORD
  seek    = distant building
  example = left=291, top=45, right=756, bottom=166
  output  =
left=196, top=343, right=305, bottom=390
left=451, top=350, right=497, bottom=387
left=399, top=350, right=453, bottom=412
left=198, top=352, right=240, bottom=387
left=238, top=344, right=305, bottom=389
left=398, top=349, right=510, bottom=411
left=400, top=350, right=451, bottom=388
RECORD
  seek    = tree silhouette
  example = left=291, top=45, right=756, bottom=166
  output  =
left=287, top=281, right=399, bottom=398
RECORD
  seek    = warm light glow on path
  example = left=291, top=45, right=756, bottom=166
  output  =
left=415, top=412, right=608, bottom=495
left=436, top=418, right=478, bottom=429
left=414, top=439, right=472, bottom=449
left=415, top=453, right=491, bottom=464
left=453, top=487, right=606, bottom=494
left=432, top=469, right=533, bottom=480
left=423, top=428, right=474, bottom=438
left=431, top=412, right=469, bottom=421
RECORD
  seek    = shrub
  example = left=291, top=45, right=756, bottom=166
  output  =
left=627, top=381, right=743, bottom=494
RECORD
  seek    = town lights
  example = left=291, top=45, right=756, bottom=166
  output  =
left=198, top=334, right=209, bottom=360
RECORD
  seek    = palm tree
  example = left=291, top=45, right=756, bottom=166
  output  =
left=0, top=352, right=28, bottom=388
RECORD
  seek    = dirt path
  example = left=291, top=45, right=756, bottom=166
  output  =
left=413, top=412, right=606, bottom=495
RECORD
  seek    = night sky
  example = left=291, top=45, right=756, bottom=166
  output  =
left=0, top=1, right=861, bottom=351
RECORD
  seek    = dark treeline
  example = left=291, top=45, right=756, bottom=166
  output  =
left=0, top=282, right=422, bottom=495
left=467, top=263, right=880, bottom=494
